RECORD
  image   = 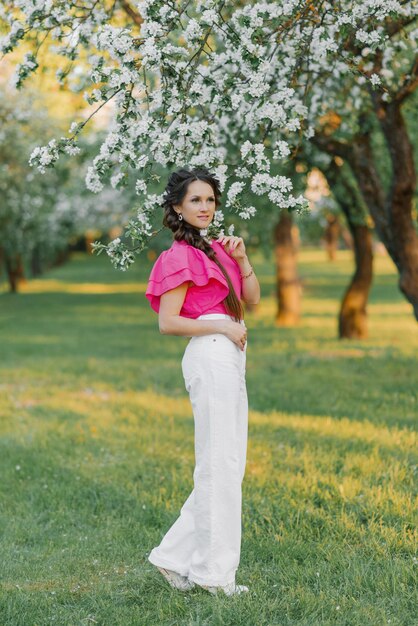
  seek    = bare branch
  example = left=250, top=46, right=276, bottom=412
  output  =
left=119, top=0, right=144, bottom=26
left=310, top=133, right=352, bottom=160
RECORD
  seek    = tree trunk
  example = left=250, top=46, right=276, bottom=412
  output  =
left=51, top=246, right=70, bottom=268
left=347, top=108, right=418, bottom=319
left=321, top=160, right=374, bottom=339
left=373, top=101, right=418, bottom=317
left=5, top=254, right=23, bottom=293
left=339, top=225, right=373, bottom=339
left=323, top=213, right=340, bottom=261
left=274, top=211, right=301, bottom=326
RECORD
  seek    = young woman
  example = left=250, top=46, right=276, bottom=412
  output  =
left=145, top=167, right=260, bottom=596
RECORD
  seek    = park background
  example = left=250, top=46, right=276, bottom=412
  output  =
left=0, top=2, right=417, bottom=625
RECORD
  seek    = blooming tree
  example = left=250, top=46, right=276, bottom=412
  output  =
left=1, top=0, right=416, bottom=314
left=0, top=90, right=69, bottom=291
left=305, top=7, right=418, bottom=320
left=0, top=88, right=136, bottom=291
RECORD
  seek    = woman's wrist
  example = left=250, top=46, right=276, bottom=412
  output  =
left=236, top=255, right=251, bottom=269
left=218, top=319, right=230, bottom=335
left=235, top=253, right=248, bottom=264
left=236, top=256, right=253, bottom=277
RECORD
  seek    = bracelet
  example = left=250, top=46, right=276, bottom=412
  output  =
left=241, top=266, right=253, bottom=279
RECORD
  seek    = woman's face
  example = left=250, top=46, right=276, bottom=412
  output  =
left=173, top=180, right=217, bottom=229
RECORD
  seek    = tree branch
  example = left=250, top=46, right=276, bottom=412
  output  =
left=311, top=124, right=390, bottom=246
left=119, top=0, right=144, bottom=26
left=386, top=15, right=417, bottom=38
left=310, top=133, right=352, bottom=160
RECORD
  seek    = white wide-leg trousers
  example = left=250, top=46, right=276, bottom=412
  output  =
left=148, top=313, right=248, bottom=586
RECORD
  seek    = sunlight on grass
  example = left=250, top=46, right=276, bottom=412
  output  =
left=249, top=408, right=416, bottom=450
left=19, top=279, right=148, bottom=294
left=4, top=386, right=415, bottom=452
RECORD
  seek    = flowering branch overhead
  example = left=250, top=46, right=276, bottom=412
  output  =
left=1, top=0, right=416, bottom=269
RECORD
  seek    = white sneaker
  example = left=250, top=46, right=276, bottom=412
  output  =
left=156, top=566, right=195, bottom=591
left=199, top=582, right=249, bottom=596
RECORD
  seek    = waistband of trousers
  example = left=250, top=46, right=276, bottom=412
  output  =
left=197, top=313, right=234, bottom=320
left=196, top=313, right=246, bottom=326
left=184, top=313, right=246, bottom=340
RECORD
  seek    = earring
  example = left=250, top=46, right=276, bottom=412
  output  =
left=178, top=213, right=183, bottom=221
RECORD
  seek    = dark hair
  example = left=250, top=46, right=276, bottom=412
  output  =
left=162, top=167, right=243, bottom=322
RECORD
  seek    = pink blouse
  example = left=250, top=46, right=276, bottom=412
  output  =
left=145, top=239, right=242, bottom=318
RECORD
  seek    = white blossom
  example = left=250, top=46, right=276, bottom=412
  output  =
left=183, top=19, right=204, bottom=45
left=135, top=179, right=147, bottom=195
left=63, top=143, right=81, bottom=156
left=238, top=206, right=257, bottom=220
left=226, top=182, right=245, bottom=207
left=273, top=141, right=291, bottom=159
left=201, top=9, right=217, bottom=26
left=110, top=172, right=125, bottom=188
left=85, top=166, right=104, bottom=193
left=356, top=29, right=382, bottom=46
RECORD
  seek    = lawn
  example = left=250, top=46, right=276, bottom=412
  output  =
left=0, top=248, right=416, bottom=626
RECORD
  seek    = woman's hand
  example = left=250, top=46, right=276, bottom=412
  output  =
left=216, top=235, right=246, bottom=261
left=214, top=319, right=247, bottom=351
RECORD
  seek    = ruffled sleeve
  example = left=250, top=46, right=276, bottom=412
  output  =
left=145, top=242, right=229, bottom=313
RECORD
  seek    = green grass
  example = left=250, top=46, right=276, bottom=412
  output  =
left=0, top=248, right=417, bottom=626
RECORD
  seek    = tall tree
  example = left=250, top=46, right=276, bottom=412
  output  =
left=274, top=210, right=301, bottom=326
left=309, top=13, right=418, bottom=318
left=322, top=161, right=373, bottom=339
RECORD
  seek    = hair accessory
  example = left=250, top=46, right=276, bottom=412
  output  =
left=241, top=266, right=253, bottom=279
